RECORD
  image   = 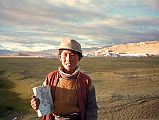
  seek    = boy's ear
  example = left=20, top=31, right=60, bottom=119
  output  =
left=58, top=55, right=62, bottom=61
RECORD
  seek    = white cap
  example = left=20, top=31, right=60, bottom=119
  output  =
left=59, top=39, right=82, bottom=54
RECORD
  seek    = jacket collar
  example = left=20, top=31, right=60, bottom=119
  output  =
left=58, top=66, right=80, bottom=80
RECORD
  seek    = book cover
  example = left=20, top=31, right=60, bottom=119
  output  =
left=32, top=86, right=54, bottom=117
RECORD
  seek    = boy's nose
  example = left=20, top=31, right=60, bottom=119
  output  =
left=66, top=54, right=71, bottom=60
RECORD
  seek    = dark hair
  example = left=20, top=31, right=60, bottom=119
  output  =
left=58, top=49, right=83, bottom=60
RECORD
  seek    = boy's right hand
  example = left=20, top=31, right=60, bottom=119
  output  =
left=31, top=95, right=40, bottom=110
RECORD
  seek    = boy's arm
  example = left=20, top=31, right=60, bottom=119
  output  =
left=86, top=85, right=98, bottom=120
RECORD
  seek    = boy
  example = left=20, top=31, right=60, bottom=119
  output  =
left=31, top=39, right=98, bottom=120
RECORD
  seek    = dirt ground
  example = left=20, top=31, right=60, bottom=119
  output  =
left=92, top=70, right=159, bottom=120
left=98, top=96, right=159, bottom=120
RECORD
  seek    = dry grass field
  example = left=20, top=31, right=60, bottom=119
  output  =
left=0, top=57, right=159, bottom=120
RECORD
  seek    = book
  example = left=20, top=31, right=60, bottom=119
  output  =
left=32, top=86, right=54, bottom=117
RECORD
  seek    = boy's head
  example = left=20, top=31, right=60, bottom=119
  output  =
left=58, top=39, right=83, bottom=60
left=58, top=39, right=83, bottom=74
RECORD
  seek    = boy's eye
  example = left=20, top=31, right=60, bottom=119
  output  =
left=62, top=53, right=67, bottom=57
left=70, top=53, right=74, bottom=56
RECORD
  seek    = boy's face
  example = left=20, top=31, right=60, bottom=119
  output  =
left=59, top=50, right=79, bottom=74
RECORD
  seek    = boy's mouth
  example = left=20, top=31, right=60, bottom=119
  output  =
left=66, top=62, right=71, bottom=65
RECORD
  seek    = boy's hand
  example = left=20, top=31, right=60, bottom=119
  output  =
left=31, top=95, right=40, bottom=110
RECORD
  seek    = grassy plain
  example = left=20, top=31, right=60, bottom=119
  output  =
left=0, top=57, right=159, bottom=120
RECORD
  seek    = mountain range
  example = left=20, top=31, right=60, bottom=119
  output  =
left=0, top=41, right=159, bottom=58
left=0, top=47, right=99, bottom=58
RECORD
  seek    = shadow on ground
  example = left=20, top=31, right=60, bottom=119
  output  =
left=0, top=70, right=30, bottom=120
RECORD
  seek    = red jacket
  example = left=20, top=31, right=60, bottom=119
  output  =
left=42, top=71, right=97, bottom=120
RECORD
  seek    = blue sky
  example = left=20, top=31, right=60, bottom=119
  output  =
left=0, top=0, right=159, bottom=52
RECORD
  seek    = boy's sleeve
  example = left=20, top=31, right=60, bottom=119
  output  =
left=85, top=85, right=98, bottom=120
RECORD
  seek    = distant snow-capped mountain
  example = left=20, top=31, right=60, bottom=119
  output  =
left=0, top=49, right=15, bottom=55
